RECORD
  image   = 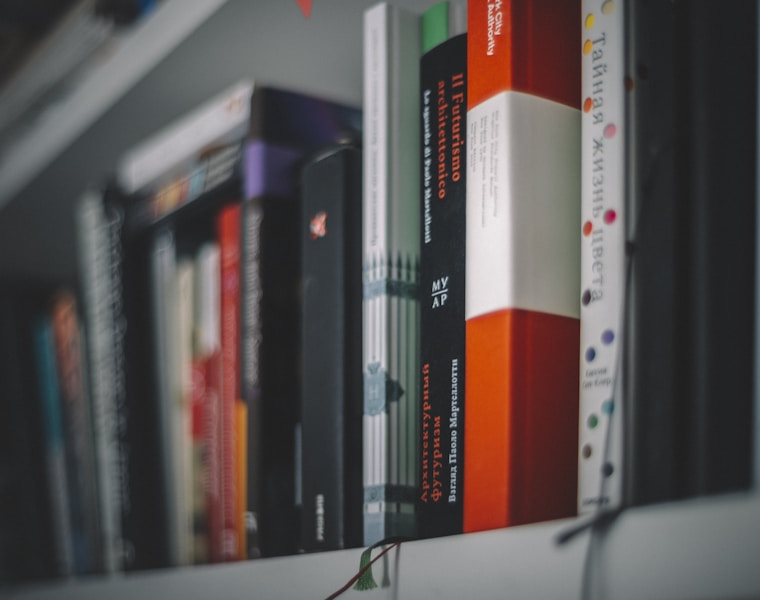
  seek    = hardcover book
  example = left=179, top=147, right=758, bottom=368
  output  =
left=299, top=143, right=363, bottom=553
left=362, top=0, right=422, bottom=546
left=464, top=0, right=581, bottom=532
left=417, top=28, right=467, bottom=539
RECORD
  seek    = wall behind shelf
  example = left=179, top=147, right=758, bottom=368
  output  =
left=0, top=0, right=437, bottom=284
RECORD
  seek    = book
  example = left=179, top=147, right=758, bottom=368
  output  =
left=217, top=202, right=244, bottom=561
left=417, top=23, right=467, bottom=538
left=33, top=317, right=75, bottom=577
left=240, top=86, right=361, bottom=558
left=578, top=0, right=625, bottom=514
left=149, top=226, right=191, bottom=566
left=299, top=143, right=364, bottom=552
left=625, top=0, right=757, bottom=506
left=362, top=0, right=422, bottom=547
left=76, top=187, right=128, bottom=572
left=50, top=290, right=102, bottom=573
left=192, top=242, right=224, bottom=563
left=463, top=0, right=581, bottom=533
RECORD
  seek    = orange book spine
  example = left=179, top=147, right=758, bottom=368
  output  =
left=464, top=0, right=581, bottom=533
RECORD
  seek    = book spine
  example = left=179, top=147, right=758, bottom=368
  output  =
left=150, top=227, right=185, bottom=566
left=51, top=291, right=102, bottom=573
left=33, top=318, right=74, bottom=577
left=217, top=202, right=243, bottom=561
left=241, top=190, right=264, bottom=560
left=300, top=144, right=364, bottom=552
left=362, top=0, right=422, bottom=547
left=418, top=32, right=467, bottom=539
left=242, top=141, right=301, bottom=558
left=464, top=0, right=581, bottom=532
left=578, top=0, right=625, bottom=514
left=176, top=258, right=196, bottom=565
left=194, top=242, right=223, bottom=563
left=76, top=189, right=125, bottom=572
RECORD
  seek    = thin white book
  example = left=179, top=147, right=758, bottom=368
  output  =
left=362, top=1, right=422, bottom=545
left=150, top=228, right=186, bottom=566
left=578, top=0, right=626, bottom=514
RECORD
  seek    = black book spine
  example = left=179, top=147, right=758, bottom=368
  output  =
left=242, top=177, right=301, bottom=558
left=418, top=32, right=467, bottom=538
left=626, top=0, right=757, bottom=505
left=299, top=144, right=363, bottom=552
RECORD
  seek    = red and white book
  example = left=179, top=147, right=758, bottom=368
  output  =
left=464, top=0, right=582, bottom=532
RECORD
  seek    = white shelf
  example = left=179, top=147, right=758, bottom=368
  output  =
left=0, top=0, right=230, bottom=211
left=6, top=492, right=759, bottom=600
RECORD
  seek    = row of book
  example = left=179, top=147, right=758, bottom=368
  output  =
left=0, top=77, right=367, bottom=581
left=1, top=0, right=757, bottom=583
left=363, top=0, right=758, bottom=544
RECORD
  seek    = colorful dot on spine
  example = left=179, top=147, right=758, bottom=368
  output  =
left=601, top=329, right=615, bottom=345
left=583, top=97, right=593, bottom=113
left=583, top=221, right=593, bottom=236
left=582, top=290, right=592, bottom=306
left=582, top=445, right=593, bottom=459
left=604, top=209, right=617, bottom=224
left=585, top=347, right=596, bottom=362
left=587, top=414, right=599, bottom=429
left=583, top=39, right=593, bottom=55
left=585, top=13, right=595, bottom=29
left=602, top=462, right=615, bottom=477
left=602, top=400, right=615, bottom=415
left=604, top=123, right=617, bottom=138
left=602, top=0, right=615, bottom=15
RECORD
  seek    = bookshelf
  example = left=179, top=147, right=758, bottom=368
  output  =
left=0, top=1, right=758, bottom=599
left=7, top=491, right=760, bottom=599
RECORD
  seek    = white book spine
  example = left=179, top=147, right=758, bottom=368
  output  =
left=150, top=228, right=183, bottom=566
left=578, top=0, right=626, bottom=514
left=362, top=1, right=421, bottom=544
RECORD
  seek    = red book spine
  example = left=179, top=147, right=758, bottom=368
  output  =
left=217, top=203, right=242, bottom=560
left=464, top=0, right=581, bottom=533
left=204, top=350, right=224, bottom=562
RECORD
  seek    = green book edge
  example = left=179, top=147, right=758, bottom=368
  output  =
left=421, top=1, right=449, bottom=53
